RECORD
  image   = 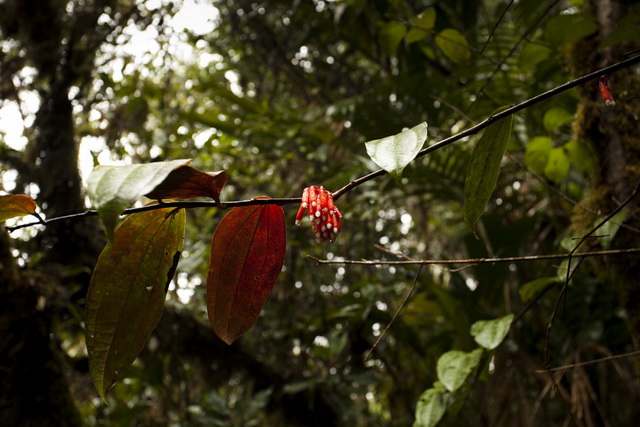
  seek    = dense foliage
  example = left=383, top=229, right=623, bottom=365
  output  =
left=1, top=0, right=640, bottom=425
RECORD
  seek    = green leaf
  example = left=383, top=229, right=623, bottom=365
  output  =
left=599, top=22, right=640, bottom=49
left=435, top=29, right=471, bottom=64
left=544, top=147, right=570, bottom=183
left=524, top=136, right=553, bottom=175
left=520, top=43, right=554, bottom=69
left=380, top=21, right=407, bottom=55
left=597, top=210, right=629, bottom=250
left=0, top=194, right=37, bottom=222
left=519, top=277, right=560, bottom=302
left=87, top=159, right=191, bottom=237
left=85, top=206, right=186, bottom=401
left=413, top=387, right=449, bottom=427
left=463, top=114, right=513, bottom=230
left=546, top=15, right=598, bottom=46
left=565, top=140, right=596, bottom=174
left=365, top=122, right=429, bottom=178
left=470, top=314, right=514, bottom=350
left=410, top=8, right=436, bottom=30
left=437, top=348, right=483, bottom=393
left=406, top=28, right=429, bottom=44
left=543, top=108, right=574, bottom=131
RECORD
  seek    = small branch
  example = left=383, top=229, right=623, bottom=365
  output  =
left=5, top=55, right=640, bottom=232
left=333, top=54, right=640, bottom=200
left=535, top=349, right=640, bottom=374
left=307, top=247, right=640, bottom=266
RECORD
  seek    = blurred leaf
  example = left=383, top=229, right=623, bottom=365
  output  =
left=380, top=21, right=407, bottom=55
left=546, top=14, right=598, bottom=46
left=470, top=314, right=514, bottom=350
left=519, top=277, right=560, bottom=302
left=206, top=201, right=286, bottom=344
left=411, top=8, right=436, bottom=30
left=597, top=210, right=629, bottom=250
left=525, top=136, right=553, bottom=175
left=435, top=29, right=471, bottom=63
left=520, top=43, right=554, bottom=69
left=365, top=122, right=428, bottom=178
left=85, top=206, right=185, bottom=401
left=406, top=28, right=429, bottom=44
left=543, top=108, right=574, bottom=131
left=144, top=166, right=228, bottom=202
left=87, top=159, right=191, bottom=237
left=565, top=140, right=596, bottom=174
left=599, top=21, right=640, bottom=49
left=464, top=114, right=513, bottom=230
left=544, top=147, right=570, bottom=183
left=413, top=387, right=449, bottom=427
left=437, top=348, right=483, bottom=392
left=0, top=194, right=36, bottom=222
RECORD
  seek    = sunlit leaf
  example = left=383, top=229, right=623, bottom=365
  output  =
left=544, top=147, right=570, bottom=183
left=206, top=201, right=286, bottom=344
left=519, top=277, right=560, bottom=302
left=436, top=348, right=483, bottom=393
left=144, top=166, right=228, bottom=203
left=435, top=29, right=471, bottom=64
left=525, top=136, right=553, bottom=175
left=380, top=21, right=407, bottom=55
left=464, top=114, right=513, bottom=230
left=0, top=194, right=37, bottom=222
left=85, top=206, right=186, bottom=401
left=365, top=122, right=428, bottom=178
left=87, top=159, right=191, bottom=237
left=543, top=108, right=574, bottom=131
left=470, top=314, right=514, bottom=350
left=413, top=387, right=449, bottom=427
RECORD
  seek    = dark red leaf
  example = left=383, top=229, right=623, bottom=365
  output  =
left=145, top=165, right=228, bottom=202
left=206, top=201, right=286, bottom=344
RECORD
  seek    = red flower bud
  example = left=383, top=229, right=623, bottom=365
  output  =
left=294, top=186, right=342, bottom=243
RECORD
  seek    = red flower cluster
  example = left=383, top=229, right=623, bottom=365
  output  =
left=599, top=75, right=615, bottom=106
left=295, top=186, right=342, bottom=243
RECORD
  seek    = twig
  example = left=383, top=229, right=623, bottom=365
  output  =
left=536, top=349, right=640, bottom=374
left=307, top=247, right=640, bottom=265
left=333, top=54, right=640, bottom=200
left=5, top=55, right=640, bottom=233
left=364, top=265, right=424, bottom=361
left=480, top=0, right=516, bottom=54
left=544, top=182, right=640, bottom=366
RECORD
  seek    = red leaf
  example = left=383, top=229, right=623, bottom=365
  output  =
left=144, top=166, right=228, bottom=202
left=206, top=201, right=286, bottom=344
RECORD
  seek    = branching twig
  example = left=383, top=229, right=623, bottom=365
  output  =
left=536, top=349, right=640, bottom=374
left=5, top=55, right=640, bottom=234
left=307, top=247, right=640, bottom=265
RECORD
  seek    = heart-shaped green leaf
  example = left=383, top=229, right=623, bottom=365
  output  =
left=206, top=201, right=286, bottom=344
left=414, top=386, right=449, bottom=427
left=470, top=314, right=514, bottom=350
left=0, top=194, right=37, bottom=222
left=365, top=122, right=428, bottom=179
left=85, top=206, right=185, bottom=401
left=463, top=114, right=513, bottom=230
left=87, top=159, right=191, bottom=237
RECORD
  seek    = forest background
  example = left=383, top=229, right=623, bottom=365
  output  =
left=1, top=0, right=640, bottom=425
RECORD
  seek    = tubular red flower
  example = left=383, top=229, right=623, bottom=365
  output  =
left=294, top=186, right=342, bottom=243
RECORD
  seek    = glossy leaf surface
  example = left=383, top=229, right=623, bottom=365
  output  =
left=470, top=314, right=514, bottom=350
left=85, top=206, right=185, bottom=400
left=207, top=202, right=286, bottom=344
left=144, top=166, right=228, bottom=202
left=365, top=122, right=428, bottom=179
left=0, top=194, right=36, bottom=222
left=87, top=159, right=190, bottom=237
left=463, top=114, right=513, bottom=230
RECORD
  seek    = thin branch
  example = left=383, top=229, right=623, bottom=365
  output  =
left=307, top=247, right=640, bottom=265
left=544, top=182, right=640, bottom=366
left=536, top=349, right=640, bottom=374
left=364, top=265, right=424, bottom=361
left=480, top=0, right=516, bottom=54
left=5, top=55, right=640, bottom=234
left=333, top=54, right=640, bottom=200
